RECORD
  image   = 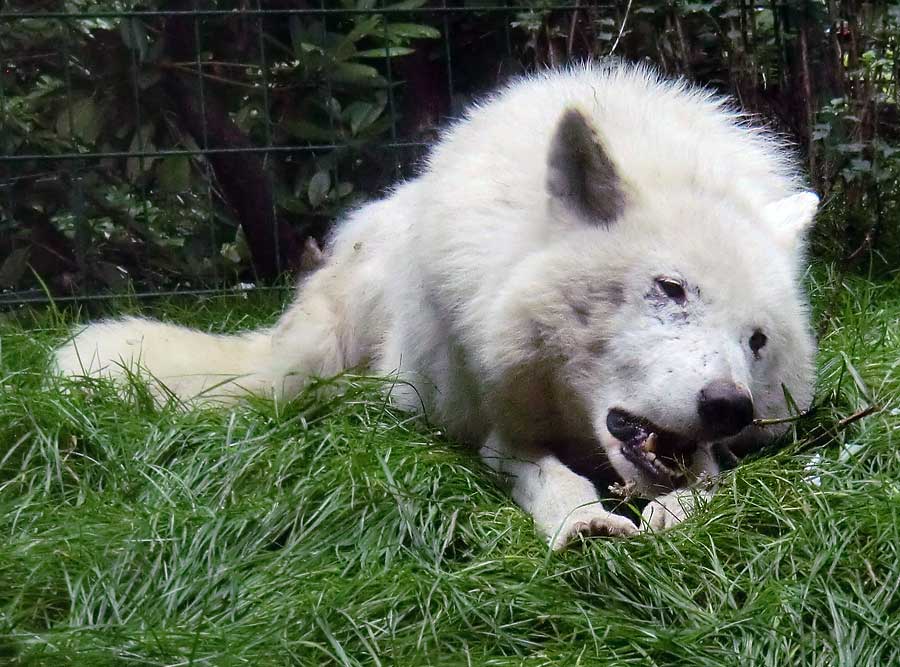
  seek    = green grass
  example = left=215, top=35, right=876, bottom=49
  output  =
left=1, top=273, right=898, bottom=666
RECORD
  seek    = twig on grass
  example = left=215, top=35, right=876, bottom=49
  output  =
left=796, top=403, right=883, bottom=454
left=835, top=403, right=881, bottom=429
left=753, top=409, right=815, bottom=427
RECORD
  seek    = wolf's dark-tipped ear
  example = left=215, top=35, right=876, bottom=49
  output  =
left=547, top=108, right=624, bottom=225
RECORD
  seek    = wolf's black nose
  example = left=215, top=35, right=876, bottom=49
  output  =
left=697, top=381, right=753, bottom=437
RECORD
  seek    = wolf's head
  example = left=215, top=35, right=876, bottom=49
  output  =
left=493, top=106, right=818, bottom=498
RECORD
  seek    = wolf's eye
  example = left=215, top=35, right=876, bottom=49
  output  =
left=749, top=330, right=767, bottom=355
left=656, top=278, right=686, bottom=304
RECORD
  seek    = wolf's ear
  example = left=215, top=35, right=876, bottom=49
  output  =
left=762, top=192, right=819, bottom=251
left=547, top=108, right=624, bottom=225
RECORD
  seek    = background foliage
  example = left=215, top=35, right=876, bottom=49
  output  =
left=1, top=1, right=898, bottom=302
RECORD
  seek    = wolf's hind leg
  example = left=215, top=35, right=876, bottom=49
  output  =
left=479, top=431, right=637, bottom=550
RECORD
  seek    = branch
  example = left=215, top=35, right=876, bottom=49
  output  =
left=835, top=404, right=881, bottom=430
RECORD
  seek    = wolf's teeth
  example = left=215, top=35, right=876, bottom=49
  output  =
left=643, top=433, right=658, bottom=453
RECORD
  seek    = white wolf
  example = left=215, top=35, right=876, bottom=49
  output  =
left=55, top=62, right=819, bottom=549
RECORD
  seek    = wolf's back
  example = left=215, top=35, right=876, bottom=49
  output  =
left=54, top=317, right=277, bottom=403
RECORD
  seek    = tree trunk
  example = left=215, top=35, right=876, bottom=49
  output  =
left=162, top=1, right=304, bottom=280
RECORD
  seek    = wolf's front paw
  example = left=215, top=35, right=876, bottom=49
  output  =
left=641, top=488, right=711, bottom=531
left=549, top=505, right=638, bottom=550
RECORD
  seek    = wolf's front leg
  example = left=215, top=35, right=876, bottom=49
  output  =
left=480, top=430, right=637, bottom=550
left=640, top=488, right=713, bottom=531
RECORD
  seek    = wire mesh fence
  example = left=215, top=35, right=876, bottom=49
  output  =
left=0, top=1, right=611, bottom=307
left=4, top=2, right=897, bottom=307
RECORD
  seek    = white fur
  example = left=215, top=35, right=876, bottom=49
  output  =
left=54, top=62, right=818, bottom=548
left=54, top=316, right=275, bottom=401
left=641, top=488, right=714, bottom=532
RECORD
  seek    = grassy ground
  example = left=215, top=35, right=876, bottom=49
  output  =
left=1, top=272, right=898, bottom=666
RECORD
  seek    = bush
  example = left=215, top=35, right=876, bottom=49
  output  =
left=2, top=1, right=898, bottom=301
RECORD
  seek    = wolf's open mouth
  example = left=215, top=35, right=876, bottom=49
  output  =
left=606, top=409, right=696, bottom=486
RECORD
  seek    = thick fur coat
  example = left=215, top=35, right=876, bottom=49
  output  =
left=55, top=63, right=819, bottom=548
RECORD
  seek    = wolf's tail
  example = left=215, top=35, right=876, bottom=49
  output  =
left=54, top=216, right=384, bottom=405
left=54, top=317, right=280, bottom=404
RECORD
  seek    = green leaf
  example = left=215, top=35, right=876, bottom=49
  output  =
left=56, top=97, right=104, bottom=145
left=279, top=191, right=311, bottom=214
left=333, top=16, right=381, bottom=61
left=156, top=156, right=191, bottom=194
left=385, top=0, right=429, bottom=8
left=329, top=62, right=385, bottom=86
left=348, top=15, right=382, bottom=41
left=126, top=124, right=156, bottom=182
left=290, top=17, right=332, bottom=57
left=344, top=95, right=387, bottom=136
left=324, top=97, right=342, bottom=121
left=837, top=143, right=865, bottom=154
left=356, top=114, right=393, bottom=139
left=220, top=242, right=243, bottom=264
left=812, top=124, right=831, bottom=141
left=875, top=140, right=898, bottom=158
left=345, top=102, right=374, bottom=135
left=220, top=230, right=250, bottom=265
left=385, top=23, right=441, bottom=40
left=0, top=248, right=30, bottom=288
left=355, top=47, right=416, bottom=59
left=283, top=117, right=338, bottom=142
left=308, top=170, right=331, bottom=208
